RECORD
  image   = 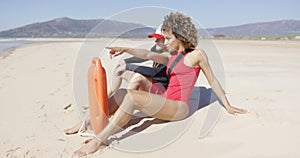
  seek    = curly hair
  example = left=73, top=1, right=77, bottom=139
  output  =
left=161, top=12, right=198, bottom=49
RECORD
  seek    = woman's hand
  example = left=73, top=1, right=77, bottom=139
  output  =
left=106, top=47, right=129, bottom=59
left=225, top=105, right=248, bottom=115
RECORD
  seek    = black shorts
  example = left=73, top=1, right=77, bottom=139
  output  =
left=151, top=76, right=168, bottom=89
left=126, top=63, right=168, bottom=88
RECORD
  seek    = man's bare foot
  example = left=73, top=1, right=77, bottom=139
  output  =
left=73, top=138, right=107, bottom=157
left=64, top=120, right=91, bottom=135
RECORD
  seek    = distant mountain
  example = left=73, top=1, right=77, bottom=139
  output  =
left=0, top=17, right=153, bottom=38
left=1, top=18, right=299, bottom=38
left=207, top=20, right=300, bottom=36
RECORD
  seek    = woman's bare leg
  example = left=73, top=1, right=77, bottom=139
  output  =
left=66, top=61, right=153, bottom=135
left=64, top=88, right=126, bottom=135
left=73, top=89, right=189, bottom=156
left=65, top=70, right=139, bottom=135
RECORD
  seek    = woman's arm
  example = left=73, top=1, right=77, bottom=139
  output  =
left=196, top=49, right=247, bottom=115
left=106, top=47, right=169, bottom=64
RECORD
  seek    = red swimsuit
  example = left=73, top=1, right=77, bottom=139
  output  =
left=149, top=50, right=200, bottom=104
left=163, top=51, right=201, bottom=104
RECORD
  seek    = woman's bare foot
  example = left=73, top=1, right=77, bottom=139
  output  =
left=64, top=120, right=91, bottom=135
left=73, top=138, right=107, bottom=157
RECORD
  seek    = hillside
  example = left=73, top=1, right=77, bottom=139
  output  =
left=1, top=18, right=300, bottom=38
left=0, top=17, right=152, bottom=38
left=207, top=20, right=300, bottom=36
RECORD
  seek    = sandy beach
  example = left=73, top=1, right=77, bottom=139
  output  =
left=0, top=39, right=300, bottom=157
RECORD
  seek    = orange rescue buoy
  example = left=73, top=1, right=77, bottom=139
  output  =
left=87, top=57, right=109, bottom=135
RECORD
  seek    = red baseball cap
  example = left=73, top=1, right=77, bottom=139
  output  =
left=148, top=33, right=164, bottom=39
left=148, top=24, right=164, bottom=39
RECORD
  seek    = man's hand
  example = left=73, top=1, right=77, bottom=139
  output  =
left=106, top=47, right=129, bottom=59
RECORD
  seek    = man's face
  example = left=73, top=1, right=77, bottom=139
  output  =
left=155, top=38, right=166, bottom=51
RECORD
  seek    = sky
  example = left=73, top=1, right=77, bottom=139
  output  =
left=0, top=0, right=299, bottom=31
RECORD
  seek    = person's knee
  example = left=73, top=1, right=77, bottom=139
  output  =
left=128, top=73, right=148, bottom=90
left=174, top=104, right=189, bottom=120
left=130, top=73, right=146, bottom=85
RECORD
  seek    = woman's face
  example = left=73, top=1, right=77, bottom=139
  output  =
left=163, top=30, right=181, bottom=52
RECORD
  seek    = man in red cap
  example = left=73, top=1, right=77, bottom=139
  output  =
left=107, top=25, right=169, bottom=96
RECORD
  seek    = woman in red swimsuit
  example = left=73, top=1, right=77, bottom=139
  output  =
left=73, top=12, right=247, bottom=156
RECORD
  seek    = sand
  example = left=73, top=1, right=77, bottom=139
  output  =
left=0, top=39, right=300, bottom=157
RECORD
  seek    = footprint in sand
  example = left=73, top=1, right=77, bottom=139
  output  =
left=4, top=147, right=20, bottom=157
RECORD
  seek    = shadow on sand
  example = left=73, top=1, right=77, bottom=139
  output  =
left=110, top=86, right=221, bottom=142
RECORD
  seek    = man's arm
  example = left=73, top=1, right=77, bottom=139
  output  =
left=106, top=46, right=169, bottom=64
left=124, top=56, right=147, bottom=64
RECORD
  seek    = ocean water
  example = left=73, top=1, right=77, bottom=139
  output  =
left=0, top=39, right=37, bottom=55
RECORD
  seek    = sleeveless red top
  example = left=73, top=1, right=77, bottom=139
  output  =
left=163, top=51, right=201, bottom=104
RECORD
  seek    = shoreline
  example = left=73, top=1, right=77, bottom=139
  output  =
left=0, top=38, right=86, bottom=59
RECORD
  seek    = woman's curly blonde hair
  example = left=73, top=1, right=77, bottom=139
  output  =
left=161, top=12, right=198, bottom=49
